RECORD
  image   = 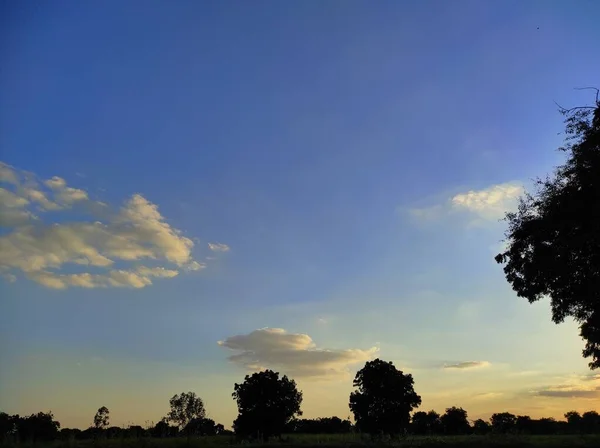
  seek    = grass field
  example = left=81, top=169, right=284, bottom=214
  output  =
left=7, top=434, right=600, bottom=448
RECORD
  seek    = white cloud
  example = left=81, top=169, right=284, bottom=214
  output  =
left=409, top=182, right=523, bottom=224
left=208, top=242, right=230, bottom=252
left=0, top=161, right=219, bottom=289
left=218, top=328, right=379, bottom=379
left=443, top=361, right=491, bottom=370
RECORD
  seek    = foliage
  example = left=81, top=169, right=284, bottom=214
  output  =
left=94, top=406, right=110, bottom=430
left=166, top=392, right=206, bottom=429
left=183, top=418, right=225, bottom=436
left=349, top=358, right=421, bottom=435
left=232, top=370, right=303, bottom=440
left=495, top=97, right=600, bottom=369
left=472, top=419, right=491, bottom=435
left=491, top=413, right=517, bottom=434
left=286, top=417, right=353, bottom=434
left=440, top=407, right=470, bottom=435
left=14, top=411, right=61, bottom=442
left=411, top=411, right=441, bottom=435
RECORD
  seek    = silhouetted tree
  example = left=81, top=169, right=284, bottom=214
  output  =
left=495, top=95, right=600, bottom=369
left=411, top=410, right=441, bottom=435
left=349, top=359, right=421, bottom=436
left=15, top=412, right=60, bottom=442
left=166, top=392, right=206, bottom=430
left=515, top=415, right=532, bottom=434
left=232, top=370, right=302, bottom=440
left=0, top=412, right=17, bottom=441
left=93, top=406, right=110, bottom=430
left=183, top=417, right=224, bottom=436
left=491, top=412, right=517, bottom=434
left=288, top=417, right=353, bottom=434
left=440, top=407, right=470, bottom=435
left=150, top=420, right=179, bottom=438
left=565, top=411, right=583, bottom=433
left=472, top=419, right=491, bottom=435
left=581, top=411, right=600, bottom=434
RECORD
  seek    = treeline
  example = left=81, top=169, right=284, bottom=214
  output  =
left=2, top=360, right=600, bottom=442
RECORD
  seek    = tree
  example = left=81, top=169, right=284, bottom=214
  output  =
left=411, top=410, right=441, bottom=435
left=93, top=406, right=109, bottom=430
left=581, top=411, right=600, bottom=434
left=349, top=359, right=421, bottom=436
left=440, top=407, right=470, bottom=435
left=14, top=412, right=60, bottom=442
left=565, top=411, right=583, bottom=433
left=232, top=370, right=302, bottom=440
left=491, top=412, right=517, bottom=434
left=166, top=392, right=206, bottom=430
left=472, top=419, right=491, bottom=435
left=515, top=415, right=533, bottom=434
left=495, top=95, right=600, bottom=369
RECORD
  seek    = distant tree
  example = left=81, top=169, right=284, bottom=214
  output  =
left=515, top=415, right=532, bottom=434
left=150, top=420, right=179, bottom=438
left=59, top=428, right=82, bottom=441
left=232, top=370, right=303, bottom=440
left=349, top=359, right=421, bottom=436
left=472, top=419, right=491, bottom=435
left=581, top=411, right=600, bottom=434
left=533, top=418, right=559, bottom=435
left=15, top=412, right=60, bottom=442
left=93, top=406, right=110, bottom=430
left=495, top=95, right=600, bottom=369
left=0, top=413, right=17, bottom=441
left=166, top=392, right=206, bottom=430
left=183, top=417, right=222, bottom=436
left=411, top=410, right=441, bottom=435
left=440, top=407, right=470, bottom=435
left=565, top=411, right=583, bottom=433
left=289, top=417, right=352, bottom=434
left=491, top=412, right=517, bottom=434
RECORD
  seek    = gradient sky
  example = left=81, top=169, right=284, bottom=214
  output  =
left=1, top=0, right=599, bottom=430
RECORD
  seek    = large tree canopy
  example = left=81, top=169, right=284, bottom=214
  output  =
left=165, top=392, right=206, bottom=429
left=232, top=370, right=303, bottom=440
left=496, top=94, right=600, bottom=369
left=349, top=358, right=421, bottom=435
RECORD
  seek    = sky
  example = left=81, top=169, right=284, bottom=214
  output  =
left=1, top=0, right=599, bottom=430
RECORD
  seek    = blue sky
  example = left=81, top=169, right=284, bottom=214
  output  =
left=1, top=0, right=599, bottom=429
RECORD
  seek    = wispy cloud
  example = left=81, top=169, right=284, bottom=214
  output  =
left=218, top=327, right=378, bottom=379
left=409, top=182, right=523, bottom=224
left=443, top=361, right=491, bottom=370
left=530, top=373, right=600, bottom=399
left=0, top=161, right=215, bottom=289
left=208, top=242, right=230, bottom=252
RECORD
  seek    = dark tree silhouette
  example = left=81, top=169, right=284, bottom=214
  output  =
left=183, top=417, right=222, bottom=436
left=287, top=417, right=353, bottom=434
left=232, top=370, right=303, bottom=440
left=495, top=96, right=600, bottom=369
left=93, top=406, right=109, bottom=430
left=515, top=415, right=533, bottom=434
left=581, top=411, right=600, bottom=434
left=14, top=412, right=60, bottom=442
left=0, top=412, right=17, bottom=440
left=166, top=392, right=206, bottom=430
left=349, top=359, right=421, bottom=436
left=565, top=411, right=583, bottom=433
left=440, top=407, right=470, bottom=435
left=150, top=420, right=179, bottom=438
left=411, top=410, right=441, bottom=435
left=491, top=412, right=517, bottom=433
left=472, top=419, right=491, bottom=435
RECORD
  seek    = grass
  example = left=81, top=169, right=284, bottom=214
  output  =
left=6, top=434, right=600, bottom=448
